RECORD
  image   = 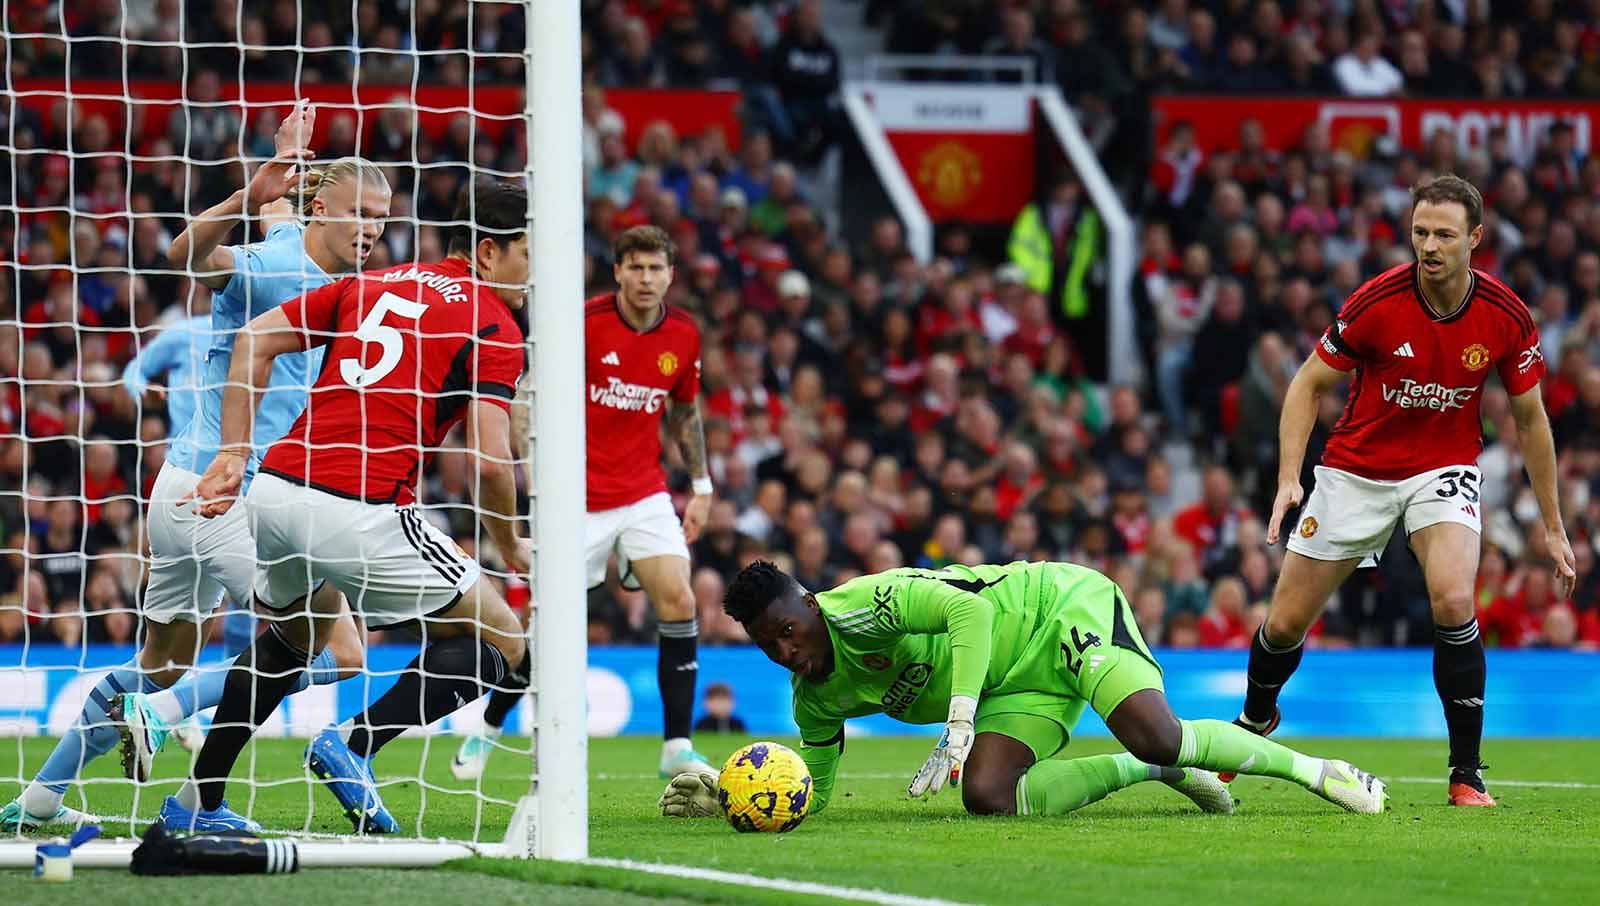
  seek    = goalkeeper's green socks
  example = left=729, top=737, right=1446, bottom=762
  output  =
left=1015, top=753, right=1179, bottom=816
left=1177, top=718, right=1321, bottom=787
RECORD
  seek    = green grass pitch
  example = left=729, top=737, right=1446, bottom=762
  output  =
left=4, top=735, right=1598, bottom=905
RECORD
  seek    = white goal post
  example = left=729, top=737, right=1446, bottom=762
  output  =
left=522, top=0, right=589, bottom=864
left=0, top=0, right=585, bottom=869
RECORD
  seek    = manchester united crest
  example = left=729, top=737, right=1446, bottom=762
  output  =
left=916, top=141, right=982, bottom=209
left=1460, top=343, right=1491, bottom=371
left=1299, top=516, right=1319, bottom=538
left=658, top=351, right=679, bottom=376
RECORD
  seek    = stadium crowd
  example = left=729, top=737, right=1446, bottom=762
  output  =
left=1, top=1, right=1598, bottom=656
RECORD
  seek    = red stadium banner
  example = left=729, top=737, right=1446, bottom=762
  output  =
left=11, top=80, right=741, bottom=154
left=867, top=85, right=1036, bottom=225
left=1151, top=95, right=1594, bottom=166
left=604, top=89, right=742, bottom=153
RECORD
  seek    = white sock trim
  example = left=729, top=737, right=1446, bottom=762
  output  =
left=175, top=780, right=201, bottom=811
left=20, top=782, right=64, bottom=818
left=1178, top=720, right=1198, bottom=764
left=149, top=686, right=187, bottom=725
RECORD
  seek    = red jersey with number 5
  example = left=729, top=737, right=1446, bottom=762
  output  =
left=1314, top=262, right=1543, bottom=481
left=262, top=256, right=525, bottom=504
left=585, top=293, right=702, bottom=511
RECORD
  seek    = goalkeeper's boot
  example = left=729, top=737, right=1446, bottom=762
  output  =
left=172, top=716, right=205, bottom=754
left=158, top=795, right=261, bottom=834
left=1447, top=765, right=1497, bottom=807
left=1218, top=708, right=1280, bottom=783
left=1164, top=768, right=1235, bottom=815
left=450, top=728, right=499, bottom=782
left=305, top=728, right=400, bottom=834
left=660, top=740, right=718, bottom=780
left=1310, top=759, right=1389, bottom=814
left=1, top=799, right=88, bottom=834
left=113, top=692, right=169, bottom=782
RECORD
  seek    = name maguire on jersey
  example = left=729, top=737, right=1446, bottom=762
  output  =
left=263, top=257, right=524, bottom=505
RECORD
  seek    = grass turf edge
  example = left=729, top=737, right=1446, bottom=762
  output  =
left=444, top=855, right=919, bottom=906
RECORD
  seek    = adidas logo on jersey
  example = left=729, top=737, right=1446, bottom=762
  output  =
left=601, top=351, right=620, bottom=366
left=1393, top=342, right=1416, bottom=357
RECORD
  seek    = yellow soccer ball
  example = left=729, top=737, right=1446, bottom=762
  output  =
left=716, top=741, right=813, bottom=833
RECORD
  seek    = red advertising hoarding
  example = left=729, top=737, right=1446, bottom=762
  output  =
left=12, top=80, right=742, bottom=154
left=868, top=85, right=1037, bottom=225
left=1151, top=95, right=1594, bottom=165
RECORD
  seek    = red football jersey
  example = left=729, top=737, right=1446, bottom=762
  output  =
left=1315, top=263, right=1544, bottom=481
left=262, top=257, right=525, bottom=505
left=585, top=293, right=701, bottom=511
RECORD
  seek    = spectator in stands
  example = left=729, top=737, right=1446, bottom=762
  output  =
left=1151, top=243, right=1215, bottom=433
left=1331, top=30, right=1403, bottom=97
left=983, top=7, right=1054, bottom=85
left=1198, top=576, right=1251, bottom=648
left=166, top=69, right=239, bottom=163
left=693, top=682, right=748, bottom=733
left=767, top=0, right=841, bottom=162
left=1185, top=277, right=1256, bottom=440
left=11, top=1, right=1600, bottom=657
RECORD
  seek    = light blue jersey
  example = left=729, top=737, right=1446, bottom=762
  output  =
left=121, top=314, right=210, bottom=438
left=166, top=221, right=329, bottom=485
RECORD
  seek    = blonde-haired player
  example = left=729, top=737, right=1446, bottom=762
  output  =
left=2, top=101, right=393, bottom=832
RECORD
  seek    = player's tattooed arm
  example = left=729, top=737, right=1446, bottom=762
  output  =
left=669, top=398, right=712, bottom=542
left=667, top=398, right=709, bottom=481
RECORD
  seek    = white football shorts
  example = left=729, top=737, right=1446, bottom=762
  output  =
left=585, top=491, right=691, bottom=589
left=143, top=463, right=256, bottom=624
left=1287, top=463, right=1483, bottom=566
left=247, top=471, right=479, bottom=628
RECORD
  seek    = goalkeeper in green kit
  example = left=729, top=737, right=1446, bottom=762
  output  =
left=661, top=561, right=1389, bottom=819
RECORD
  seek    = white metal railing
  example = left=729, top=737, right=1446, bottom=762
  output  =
left=840, top=80, right=1138, bottom=387
left=863, top=54, right=1038, bottom=83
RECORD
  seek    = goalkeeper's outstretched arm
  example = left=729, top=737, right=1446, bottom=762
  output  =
left=796, top=719, right=845, bottom=814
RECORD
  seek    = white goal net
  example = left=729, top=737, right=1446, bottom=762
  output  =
left=1, top=0, right=585, bottom=865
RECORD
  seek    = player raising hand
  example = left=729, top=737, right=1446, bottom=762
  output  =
left=2, top=101, right=389, bottom=834
left=164, top=179, right=531, bottom=834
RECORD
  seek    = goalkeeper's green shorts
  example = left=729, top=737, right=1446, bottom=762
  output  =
left=973, top=571, right=1164, bottom=762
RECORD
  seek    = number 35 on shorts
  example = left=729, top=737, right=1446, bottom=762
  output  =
left=1431, top=468, right=1479, bottom=504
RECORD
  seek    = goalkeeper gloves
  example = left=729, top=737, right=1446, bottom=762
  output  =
left=658, top=770, right=721, bottom=818
left=908, top=695, right=977, bottom=798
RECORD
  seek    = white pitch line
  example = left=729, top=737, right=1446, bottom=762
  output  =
left=1390, top=776, right=1600, bottom=790
left=585, top=858, right=975, bottom=906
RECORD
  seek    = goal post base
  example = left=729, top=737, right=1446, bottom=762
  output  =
left=501, top=793, right=538, bottom=860
left=0, top=838, right=501, bottom=871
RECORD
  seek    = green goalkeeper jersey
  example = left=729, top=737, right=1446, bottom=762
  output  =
left=792, top=561, right=1138, bottom=812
